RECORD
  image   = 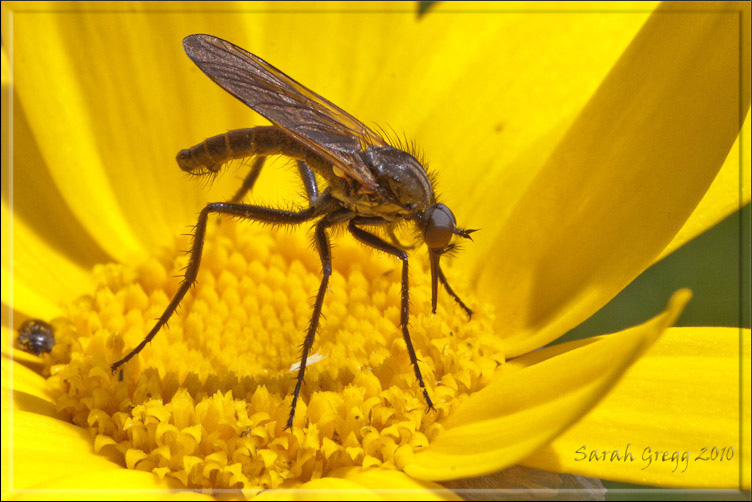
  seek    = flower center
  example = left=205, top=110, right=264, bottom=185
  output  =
left=45, top=218, right=502, bottom=491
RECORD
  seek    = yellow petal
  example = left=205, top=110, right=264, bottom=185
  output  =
left=337, top=467, right=461, bottom=500
left=404, top=290, right=690, bottom=480
left=2, top=399, right=184, bottom=498
left=475, top=2, right=749, bottom=357
left=522, top=327, right=751, bottom=489
left=2, top=348, right=46, bottom=378
left=1, top=43, right=8, bottom=85
left=4, top=409, right=110, bottom=484
left=7, top=469, right=187, bottom=501
left=2, top=201, right=94, bottom=320
left=253, top=477, right=384, bottom=501
left=4, top=23, right=98, bottom=316
left=416, top=2, right=656, bottom=221
left=3, top=42, right=98, bottom=319
left=3, top=2, right=264, bottom=253
left=262, top=469, right=460, bottom=501
left=3, top=5, right=146, bottom=260
left=656, top=114, right=751, bottom=261
left=2, top=354, right=120, bottom=494
left=1, top=352, right=55, bottom=414
left=160, top=492, right=215, bottom=501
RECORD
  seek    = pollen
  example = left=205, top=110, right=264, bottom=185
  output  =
left=43, top=218, right=503, bottom=492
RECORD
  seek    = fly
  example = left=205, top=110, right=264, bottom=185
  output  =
left=111, top=34, right=476, bottom=429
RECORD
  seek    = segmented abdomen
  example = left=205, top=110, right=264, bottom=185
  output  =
left=177, top=128, right=260, bottom=175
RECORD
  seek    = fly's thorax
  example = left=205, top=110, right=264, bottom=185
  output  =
left=362, top=146, right=433, bottom=214
left=329, top=186, right=406, bottom=220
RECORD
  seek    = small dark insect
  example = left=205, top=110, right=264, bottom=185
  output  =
left=17, top=319, right=55, bottom=356
left=111, top=34, right=477, bottom=429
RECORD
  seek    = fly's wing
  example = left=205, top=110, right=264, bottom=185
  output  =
left=183, top=34, right=386, bottom=191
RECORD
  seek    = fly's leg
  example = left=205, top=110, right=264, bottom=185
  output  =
left=437, top=265, right=473, bottom=318
left=287, top=209, right=351, bottom=429
left=229, top=156, right=266, bottom=203
left=110, top=202, right=318, bottom=373
left=296, top=160, right=319, bottom=204
left=348, top=218, right=435, bottom=413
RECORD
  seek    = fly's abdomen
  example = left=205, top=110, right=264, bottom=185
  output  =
left=177, top=126, right=323, bottom=178
left=178, top=127, right=303, bottom=176
left=176, top=128, right=256, bottom=175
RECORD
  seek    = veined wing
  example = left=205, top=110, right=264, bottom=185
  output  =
left=183, top=34, right=387, bottom=191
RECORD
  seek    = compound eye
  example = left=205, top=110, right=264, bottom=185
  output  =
left=424, top=204, right=456, bottom=249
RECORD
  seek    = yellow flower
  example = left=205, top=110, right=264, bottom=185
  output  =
left=2, top=0, right=749, bottom=499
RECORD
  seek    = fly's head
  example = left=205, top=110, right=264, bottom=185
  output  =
left=419, top=203, right=477, bottom=313
left=362, top=145, right=476, bottom=312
